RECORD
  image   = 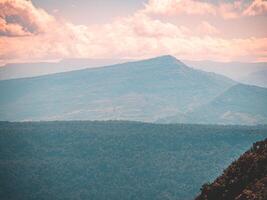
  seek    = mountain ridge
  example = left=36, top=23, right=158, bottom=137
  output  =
left=0, top=58, right=131, bottom=81
left=1, top=55, right=266, bottom=124
left=241, top=69, right=267, bottom=88
left=0, top=55, right=179, bottom=82
left=161, top=83, right=267, bottom=125
left=183, top=60, right=267, bottom=84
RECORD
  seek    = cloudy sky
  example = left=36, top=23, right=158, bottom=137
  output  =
left=0, top=0, right=267, bottom=64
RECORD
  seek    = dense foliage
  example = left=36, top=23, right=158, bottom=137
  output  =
left=0, top=121, right=266, bottom=200
left=196, top=138, right=267, bottom=200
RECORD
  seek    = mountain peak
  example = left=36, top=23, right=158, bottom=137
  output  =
left=157, top=54, right=178, bottom=60
left=150, top=55, right=179, bottom=62
left=140, top=55, right=185, bottom=67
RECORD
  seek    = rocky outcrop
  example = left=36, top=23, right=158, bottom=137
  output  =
left=196, top=138, right=267, bottom=200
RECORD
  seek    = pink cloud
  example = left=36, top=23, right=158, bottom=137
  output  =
left=0, top=17, right=30, bottom=36
left=196, top=21, right=220, bottom=35
left=218, top=1, right=244, bottom=19
left=144, top=0, right=267, bottom=19
left=0, top=0, right=266, bottom=63
left=143, top=0, right=216, bottom=16
left=0, top=0, right=55, bottom=36
left=243, top=0, right=267, bottom=16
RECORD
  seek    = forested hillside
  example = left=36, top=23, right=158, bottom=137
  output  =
left=0, top=121, right=266, bottom=200
left=195, top=138, right=267, bottom=200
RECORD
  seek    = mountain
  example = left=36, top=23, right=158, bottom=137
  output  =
left=161, top=84, right=267, bottom=125
left=241, top=69, right=267, bottom=88
left=0, top=55, right=236, bottom=122
left=195, top=138, right=267, bottom=200
left=183, top=60, right=267, bottom=84
left=1, top=121, right=266, bottom=200
left=0, top=58, right=129, bottom=80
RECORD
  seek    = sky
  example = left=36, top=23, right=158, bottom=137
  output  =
left=0, top=0, right=267, bottom=64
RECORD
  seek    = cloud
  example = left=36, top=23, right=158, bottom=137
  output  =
left=218, top=1, right=244, bottom=19
left=143, top=0, right=267, bottom=19
left=0, top=0, right=266, bottom=63
left=0, top=17, right=30, bottom=36
left=196, top=21, right=220, bottom=35
left=243, top=0, right=267, bottom=16
left=0, top=0, right=55, bottom=36
left=143, top=0, right=216, bottom=16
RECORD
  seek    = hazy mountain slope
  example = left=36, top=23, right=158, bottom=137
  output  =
left=0, top=55, right=235, bottom=122
left=242, top=69, right=267, bottom=88
left=183, top=60, right=267, bottom=83
left=0, top=58, right=129, bottom=80
left=1, top=121, right=266, bottom=200
left=195, top=138, right=267, bottom=200
left=162, top=84, right=267, bottom=125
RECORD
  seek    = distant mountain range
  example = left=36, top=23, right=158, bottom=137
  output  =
left=2, top=59, right=266, bottom=89
left=0, top=55, right=266, bottom=124
left=0, top=58, right=129, bottom=80
left=183, top=60, right=267, bottom=88
left=160, top=84, right=267, bottom=125
left=241, top=69, right=267, bottom=88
